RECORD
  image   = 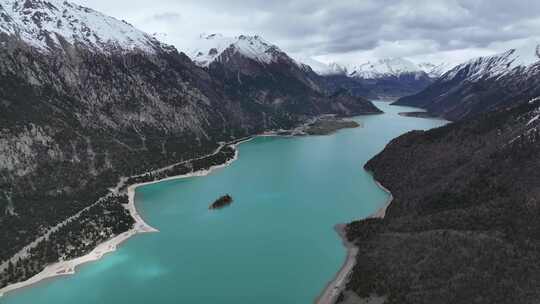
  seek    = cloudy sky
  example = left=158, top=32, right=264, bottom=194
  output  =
left=80, top=0, right=540, bottom=66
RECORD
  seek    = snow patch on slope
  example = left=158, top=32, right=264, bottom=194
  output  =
left=294, top=56, right=347, bottom=75
left=527, top=97, right=540, bottom=126
left=297, top=57, right=449, bottom=79
left=417, top=62, right=453, bottom=78
left=349, top=58, right=422, bottom=79
left=0, top=0, right=160, bottom=53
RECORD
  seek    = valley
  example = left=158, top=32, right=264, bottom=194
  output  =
left=0, top=102, right=447, bottom=303
left=0, top=0, right=539, bottom=303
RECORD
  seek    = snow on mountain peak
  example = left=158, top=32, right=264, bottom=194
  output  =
left=294, top=56, right=347, bottom=75
left=0, top=0, right=161, bottom=53
left=297, top=56, right=450, bottom=79
left=417, top=62, right=453, bottom=78
left=442, top=44, right=540, bottom=81
left=189, top=33, right=285, bottom=67
left=349, top=57, right=426, bottom=79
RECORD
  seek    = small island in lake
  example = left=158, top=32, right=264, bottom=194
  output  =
left=209, top=194, right=233, bottom=209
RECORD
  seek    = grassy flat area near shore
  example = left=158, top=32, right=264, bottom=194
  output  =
left=305, top=118, right=361, bottom=135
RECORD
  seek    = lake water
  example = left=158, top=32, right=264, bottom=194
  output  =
left=1, top=102, right=446, bottom=304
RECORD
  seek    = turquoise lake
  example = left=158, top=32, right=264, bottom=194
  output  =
left=1, top=102, right=446, bottom=304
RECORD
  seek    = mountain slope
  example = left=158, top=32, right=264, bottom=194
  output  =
left=0, top=0, right=162, bottom=53
left=339, top=98, right=540, bottom=303
left=394, top=46, right=540, bottom=120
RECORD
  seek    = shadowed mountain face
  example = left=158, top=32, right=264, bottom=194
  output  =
left=394, top=48, right=540, bottom=121
left=190, top=34, right=382, bottom=116
left=339, top=99, right=540, bottom=303
left=354, top=72, right=434, bottom=101
left=0, top=0, right=381, bottom=274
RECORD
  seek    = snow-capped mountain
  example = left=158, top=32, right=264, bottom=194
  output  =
left=349, top=58, right=421, bottom=79
left=299, top=57, right=450, bottom=79
left=0, top=0, right=163, bottom=53
left=440, top=47, right=540, bottom=81
left=189, top=34, right=287, bottom=67
left=295, top=56, right=450, bottom=99
left=395, top=44, right=540, bottom=120
left=187, top=33, right=379, bottom=115
left=348, top=58, right=450, bottom=79
left=295, top=56, right=348, bottom=76
left=417, top=62, right=453, bottom=78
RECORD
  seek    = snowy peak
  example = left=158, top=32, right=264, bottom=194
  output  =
left=189, top=33, right=287, bottom=67
left=0, top=0, right=161, bottom=53
left=349, top=58, right=431, bottom=79
left=327, top=62, right=348, bottom=75
left=300, top=57, right=450, bottom=79
left=294, top=56, right=347, bottom=76
left=442, top=44, right=540, bottom=81
left=417, top=62, right=453, bottom=78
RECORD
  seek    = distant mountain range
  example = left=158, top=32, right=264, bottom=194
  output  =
left=395, top=45, right=540, bottom=120
left=0, top=0, right=164, bottom=53
left=298, top=57, right=451, bottom=79
left=189, top=34, right=451, bottom=100
left=305, top=57, right=451, bottom=100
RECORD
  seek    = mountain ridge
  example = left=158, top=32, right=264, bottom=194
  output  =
left=0, top=0, right=168, bottom=53
left=394, top=44, right=540, bottom=120
left=297, top=56, right=449, bottom=100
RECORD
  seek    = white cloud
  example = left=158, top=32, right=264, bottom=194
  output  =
left=77, top=0, right=540, bottom=67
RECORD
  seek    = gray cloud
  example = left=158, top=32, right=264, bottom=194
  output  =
left=79, top=0, right=540, bottom=65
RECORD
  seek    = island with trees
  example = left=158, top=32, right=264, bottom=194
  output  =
left=209, top=195, right=233, bottom=210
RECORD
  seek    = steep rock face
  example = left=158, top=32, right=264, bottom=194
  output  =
left=340, top=98, right=540, bottom=303
left=395, top=47, right=540, bottom=120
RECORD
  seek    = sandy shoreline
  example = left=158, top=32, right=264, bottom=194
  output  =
left=315, top=224, right=359, bottom=304
left=370, top=181, right=394, bottom=219
left=0, top=138, right=252, bottom=298
left=315, top=179, right=393, bottom=304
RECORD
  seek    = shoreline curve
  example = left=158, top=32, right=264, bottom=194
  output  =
left=315, top=179, right=393, bottom=304
left=0, top=138, right=255, bottom=298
